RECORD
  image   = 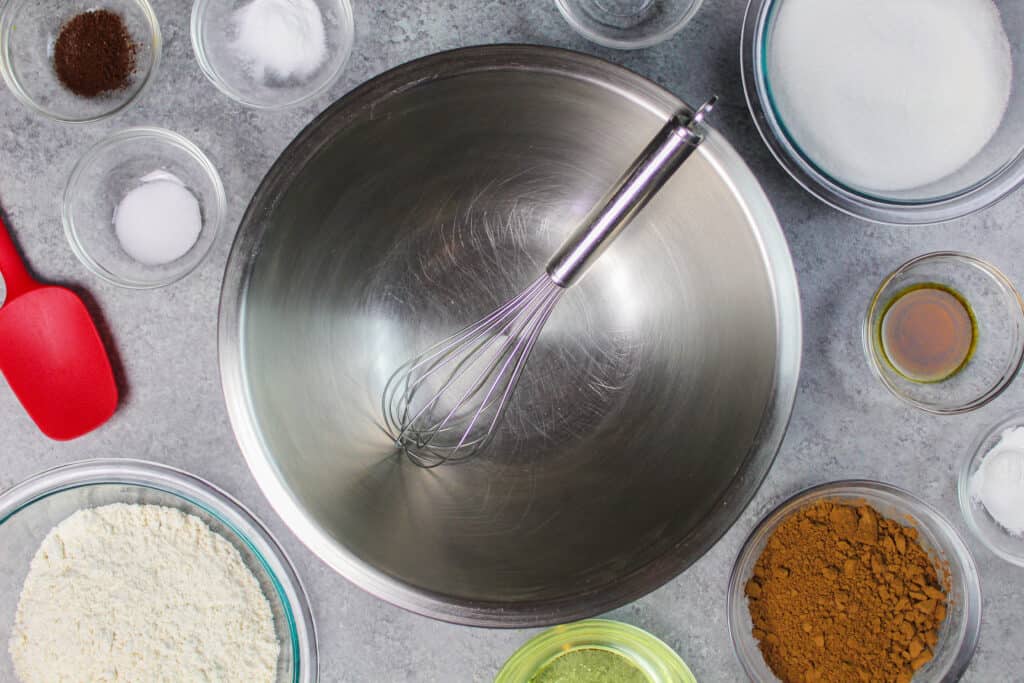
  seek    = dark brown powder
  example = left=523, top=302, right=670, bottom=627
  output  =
left=745, top=500, right=949, bottom=683
left=53, top=10, right=137, bottom=98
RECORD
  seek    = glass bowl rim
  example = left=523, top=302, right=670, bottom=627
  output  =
left=189, top=0, right=355, bottom=110
left=861, top=251, right=1024, bottom=414
left=0, top=0, right=163, bottom=124
left=62, top=126, right=227, bottom=289
left=740, top=0, right=1024, bottom=225
left=0, top=457, right=318, bottom=683
left=552, top=0, right=705, bottom=50
left=726, top=479, right=982, bottom=683
left=957, top=408, right=1024, bottom=567
left=495, top=618, right=697, bottom=682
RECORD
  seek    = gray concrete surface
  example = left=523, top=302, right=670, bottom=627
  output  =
left=1, top=0, right=1022, bottom=680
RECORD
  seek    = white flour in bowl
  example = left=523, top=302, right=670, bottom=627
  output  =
left=8, top=504, right=280, bottom=683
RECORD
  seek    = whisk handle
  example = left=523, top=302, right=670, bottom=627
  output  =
left=546, top=96, right=717, bottom=288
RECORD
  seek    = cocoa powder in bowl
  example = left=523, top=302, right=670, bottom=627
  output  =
left=745, top=500, right=949, bottom=683
left=53, top=10, right=137, bottom=98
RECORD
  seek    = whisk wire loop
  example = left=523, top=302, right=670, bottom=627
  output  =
left=382, top=275, right=563, bottom=467
left=381, top=96, right=716, bottom=467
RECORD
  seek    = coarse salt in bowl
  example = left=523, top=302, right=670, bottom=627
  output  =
left=63, top=127, right=226, bottom=289
left=959, top=411, right=1024, bottom=567
left=0, top=459, right=317, bottom=683
left=191, top=0, right=354, bottom=109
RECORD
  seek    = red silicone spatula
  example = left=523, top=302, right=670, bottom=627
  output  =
left=0, top=214, right=117, bottom=440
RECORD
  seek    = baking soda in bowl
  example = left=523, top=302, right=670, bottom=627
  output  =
left=114, top=170, right=202, bottom=266
left=766, top=0, right=1012, bottom=194
left=970, top=427, right=1024, bottom=536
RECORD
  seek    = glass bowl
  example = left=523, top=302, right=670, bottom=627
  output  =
left=0, top=459, right=316, bottom=682
left=959, top=410, right=1024, bottom=566
left=0, top=0, right=160, bottom=123
left=554, top=0, right=704, bottom=49
left=741, top=0, right=1024, bottom=224
left=63, top=127, right=226, bottom=289
left=863, top=252, right=1024, bottom=414
left=191, top=0, right=354, bottom=109
left=728, top=481, right=981, bottom=683
left=496, top=619, right=696, bottom=682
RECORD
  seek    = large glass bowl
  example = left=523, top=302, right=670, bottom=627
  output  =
left=741, top=0, right=1024, bottom=224
left=496, top=619, right=696, bottom=683
left=0, top=0, right=161, bottom=123
left=0, top=459, right=317, bottom=683
left=728, top=481, right=981, bottom=682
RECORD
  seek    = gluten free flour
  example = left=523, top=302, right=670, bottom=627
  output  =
left=8, top=504, right=279, bottom=683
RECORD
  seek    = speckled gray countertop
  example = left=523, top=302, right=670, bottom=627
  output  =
left=1, top=0, right=1022, bottom=681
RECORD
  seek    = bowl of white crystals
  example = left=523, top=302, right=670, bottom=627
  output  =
left=0, top=459, right=316, bottom=683
left=191, top=0, right=354, bottom=109
left=959, top=411, right=1024, bottom=567
left=63, top=127, right=226, bottom=289
left=742, top=0, right=1024, bottom=224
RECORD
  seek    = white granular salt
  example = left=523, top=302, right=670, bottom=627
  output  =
left=767, top=0, right=1012, bottom=193
left=232, top=0, right=328, bottom=82
left=8, top=504, right=280, bottom=683
left=971, top=427, right=1024, bottom=537
left=114, top=171, right=202, bottom=266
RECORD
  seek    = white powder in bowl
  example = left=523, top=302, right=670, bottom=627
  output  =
left=970, top=426, right=1024, bottom=537
left=8, top=504, right=280, bottom=683
left=114, top=171, right=203, bottom=266
left=231, top=0, right=328, bottom=82
left=767, top=0, right=1012, bottom=193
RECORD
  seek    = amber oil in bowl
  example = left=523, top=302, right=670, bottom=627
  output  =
left=864, top=252, right=1024, bottom=413
left=880, top=283, right=977, bottom=383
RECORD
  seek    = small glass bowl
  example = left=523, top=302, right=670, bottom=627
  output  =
left=0, top=459, right=317, bottom=683
left=191, top=0, right=354, bottom=109
left=863, top=252, right=1024, bottom=414
left=496, top=619, right=696, bottom=683
left=0, top=0, right=161, bottom=123
left=63, top=127, right=226, bottom=289
left=959, top=411, right=1024, bottom=567
left=741, top=0, right=1024, bottom=224
left=554, top=0, right=704, bottom=50
left=728, top=481, right=981, bottom=683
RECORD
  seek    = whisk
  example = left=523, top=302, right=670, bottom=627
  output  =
left=383, top=97, right=717, bottom=467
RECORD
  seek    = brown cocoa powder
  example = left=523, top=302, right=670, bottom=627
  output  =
left=745, top=500, right=949, bottom=683
left=53, top=10, right=136, bottom=98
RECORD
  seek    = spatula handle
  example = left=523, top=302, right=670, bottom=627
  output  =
left=0, top=214, right=37, bottom=302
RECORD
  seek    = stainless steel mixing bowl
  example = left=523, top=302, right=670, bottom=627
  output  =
left=219, top=45, right=802, bottom=627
